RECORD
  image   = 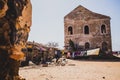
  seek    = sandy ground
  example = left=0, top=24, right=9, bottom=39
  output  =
left=19, top=59, right=120, bottom=80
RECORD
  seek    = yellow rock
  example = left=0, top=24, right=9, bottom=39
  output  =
left=10, top=45, right=25, bottom=61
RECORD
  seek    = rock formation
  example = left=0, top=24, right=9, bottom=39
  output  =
left=0, top=0, right=32, bottom=80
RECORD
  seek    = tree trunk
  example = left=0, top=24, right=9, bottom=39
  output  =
left=0, top=0, right=32, bottom=80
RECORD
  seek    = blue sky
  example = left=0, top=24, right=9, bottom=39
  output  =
left=29, top=0, right=120, bottom=51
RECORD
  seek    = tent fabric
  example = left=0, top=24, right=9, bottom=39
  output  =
left=87, top=48, right=100, bottom=56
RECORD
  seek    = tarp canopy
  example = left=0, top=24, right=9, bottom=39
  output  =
left=87, top=48, right=100, bottom=56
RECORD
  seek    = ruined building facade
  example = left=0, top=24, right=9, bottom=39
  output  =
left=64, top=5, right=112, bottom=53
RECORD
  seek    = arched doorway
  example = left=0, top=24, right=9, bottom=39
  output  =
left=102, top=42, right=108, bottom=52
left=85, top=42, right=90, bottom=49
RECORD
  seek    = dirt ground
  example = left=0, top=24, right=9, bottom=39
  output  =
left=19, top=59, right=120, bottom=80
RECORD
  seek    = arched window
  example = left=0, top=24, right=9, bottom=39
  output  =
left=85, top=42, right=90, bottom=49
left=101, top=25, right=106, bottom=33
left=102, top=42, right=108, bottom=51
left=68, top=26, right=73, bottom=35
left=84, top=26, right=89, bottom=34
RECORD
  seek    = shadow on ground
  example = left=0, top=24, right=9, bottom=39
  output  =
left=73, top=54, right=120, bottom=62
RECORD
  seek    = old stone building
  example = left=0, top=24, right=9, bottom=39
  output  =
left=64, top=5, right=112, bottom=53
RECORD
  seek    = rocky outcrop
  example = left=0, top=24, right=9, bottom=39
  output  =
left=0, top=0, right=32, bottom=79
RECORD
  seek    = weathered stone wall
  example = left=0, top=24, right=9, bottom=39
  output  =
left=64, top=6, right=112, bottom=52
